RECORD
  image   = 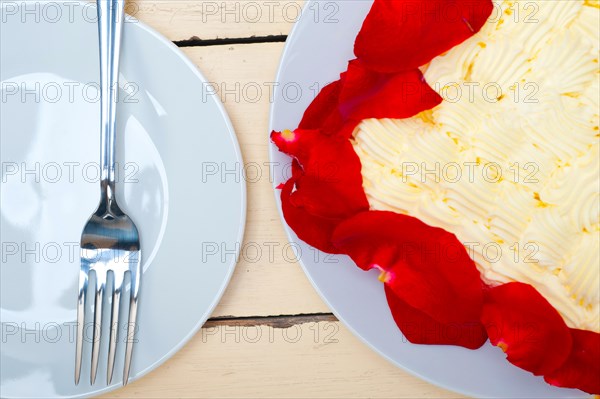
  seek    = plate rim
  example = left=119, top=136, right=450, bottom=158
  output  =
left=0, top=2, right=247, bottom=397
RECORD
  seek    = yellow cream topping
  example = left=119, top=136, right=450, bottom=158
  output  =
left=353, top=0, right=600, bottom=332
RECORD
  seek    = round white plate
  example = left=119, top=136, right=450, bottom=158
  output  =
left=269, top=1, right=585, bottom=398
left=1, top=1, right=246, bottom=397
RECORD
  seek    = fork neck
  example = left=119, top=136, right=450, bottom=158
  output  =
left=98, top=0, right=125, bottom=202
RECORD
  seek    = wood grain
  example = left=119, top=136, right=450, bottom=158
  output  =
left=129, top=0, right=304, bottom=41
left=104, top=320, right=459, bottom=398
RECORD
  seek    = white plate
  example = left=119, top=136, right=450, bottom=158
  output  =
left=0, top=1, right=246, bottom=397
left=268, top=1, right=585, bottom=398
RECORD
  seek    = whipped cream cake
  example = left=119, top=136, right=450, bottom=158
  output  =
left=353, top=0, right=600, bottom=333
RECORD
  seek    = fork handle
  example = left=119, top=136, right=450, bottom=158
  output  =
left=97, top=0, right=125, bottom=199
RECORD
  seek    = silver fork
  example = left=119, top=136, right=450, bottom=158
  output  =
left=75, top=0, right=141, bottom=386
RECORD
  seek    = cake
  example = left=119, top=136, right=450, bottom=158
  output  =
left=272, top=0, right=600, bottom=394
left=353, top=0, right=600, bottom=334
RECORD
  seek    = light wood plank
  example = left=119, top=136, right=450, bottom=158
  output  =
left=180, top=43, right=332, bottom=318
left=129, top=0, right=305, bottom=41
left=103, top=320, right=459, bottom=398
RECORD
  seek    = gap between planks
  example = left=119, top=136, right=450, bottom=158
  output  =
left=175, top=34, right=288, bottom=47
left=206, top=313, right=337, bottom=329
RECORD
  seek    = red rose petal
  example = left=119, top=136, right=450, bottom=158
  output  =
left=299, top=60, right=442, bottom=139
left=332, top=211, right=487, bottom=348
left=278, top=177, right=342, bottom=254
left=299, top=80, right=344, bottom=134
left=340, top=60, right=442, bottom=122
left=355, top=0, right=494, bottom=73
left=385, top=285, right=487, bottom=349
left=481, top=283, right=573, bottom=376
left=544, top=329, right=600, bottom=395
left=271, top=129, right=369, bottom=219
left=271, top=129, right=369, bottom=252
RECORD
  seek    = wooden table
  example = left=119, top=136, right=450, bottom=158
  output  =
left=105, top=2, right=460, bottom=397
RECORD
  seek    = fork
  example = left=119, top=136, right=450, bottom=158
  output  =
left=75, top=0, right=141, bottom=386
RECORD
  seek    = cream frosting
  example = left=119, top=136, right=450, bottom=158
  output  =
left=353, top=0, right=600, bottom=332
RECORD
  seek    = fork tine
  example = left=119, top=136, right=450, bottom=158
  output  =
left=90, top=270, right=106, bottom=385
left=123, top=266, right=140, bottom=386
left=107, top=271, right=124, bottom=384
left=75, top=269, right=88, bottom=385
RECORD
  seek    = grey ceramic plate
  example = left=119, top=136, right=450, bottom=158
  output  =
left=0, top=1, right=246, bottom=397
left=268, top=1, right=586, bottom=398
